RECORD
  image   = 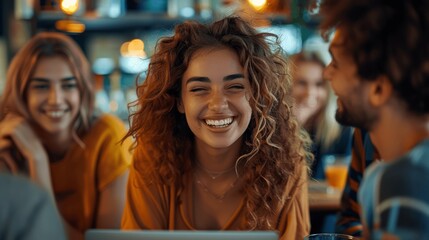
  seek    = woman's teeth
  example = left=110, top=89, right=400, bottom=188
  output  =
left=205, top=118, right=233, bottom=128
left=46, top=110, right=65, bottom=118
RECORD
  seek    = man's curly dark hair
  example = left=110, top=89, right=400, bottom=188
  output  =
left=320, top=0, right=429, bottom=115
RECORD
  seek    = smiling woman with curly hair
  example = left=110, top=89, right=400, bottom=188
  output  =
left=121, top=16, right=312, bottom=239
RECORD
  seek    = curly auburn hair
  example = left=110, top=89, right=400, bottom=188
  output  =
left=125, top=16, right=311, bottom=230
left=0, top=32, right=94, bottom=136
left=320, top=0, right=429, bottom=115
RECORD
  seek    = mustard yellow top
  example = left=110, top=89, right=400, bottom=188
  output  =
left=50, top=114, right=132, bottom=232
left=122, top=148, right=310, bottom=239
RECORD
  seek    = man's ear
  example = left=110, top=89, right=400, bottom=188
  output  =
left=177, top=99, right=185, bottom=113
left=369, top=75, right=393, bottom=107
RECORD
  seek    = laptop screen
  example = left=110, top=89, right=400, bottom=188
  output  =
left=85, top=229, right=279, bottom=240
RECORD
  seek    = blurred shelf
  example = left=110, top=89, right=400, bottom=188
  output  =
left=34, top=11, right=321, bottom=33
left=35, top=12, right=214, bottom=33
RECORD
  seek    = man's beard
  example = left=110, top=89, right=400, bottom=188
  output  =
left=335, top=101, right=378, bottom=131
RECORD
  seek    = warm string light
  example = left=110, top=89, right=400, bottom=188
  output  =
left=120, top=39, right=147, bottom=58
left=248, top=0, right=267, bottom=11
left=60, top=0, right=79, bottom=16
left=56, top=0, right=85, bottom=33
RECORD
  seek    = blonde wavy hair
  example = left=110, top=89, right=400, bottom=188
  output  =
left=125, top=16, right=312, bottom=230
left=290, top=51, right=341, bottom=151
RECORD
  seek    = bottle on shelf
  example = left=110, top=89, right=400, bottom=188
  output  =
left=109, top=71, right=128, bottom=121
left=94, top=74, right=110, bottom=114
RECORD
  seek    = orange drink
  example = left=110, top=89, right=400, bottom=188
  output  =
left=325, top=165, right=348, bottom=189
left=323, top=154, right=350, bottom=190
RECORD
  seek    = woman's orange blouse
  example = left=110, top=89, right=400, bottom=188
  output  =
left=122, top=147, right=310, bottom=240
left=50, top=114, right=132, bottom=232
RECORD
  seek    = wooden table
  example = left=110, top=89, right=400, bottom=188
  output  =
left=308, top=180, right=342, bottom=211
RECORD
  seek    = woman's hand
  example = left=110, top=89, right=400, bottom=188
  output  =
left=0, top=113, right=52, bottom=192
left=0, top=151, right=19, bottom=173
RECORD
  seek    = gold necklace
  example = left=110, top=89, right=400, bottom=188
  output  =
left=195, top=161, right=236, bottom=180
left=194, top=173, right=238, bottom=201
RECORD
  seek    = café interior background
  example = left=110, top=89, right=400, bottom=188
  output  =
left=0, top=0, right=325, bottom=121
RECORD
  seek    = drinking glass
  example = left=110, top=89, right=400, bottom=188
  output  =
left=323, top=154, right=350, bottom=190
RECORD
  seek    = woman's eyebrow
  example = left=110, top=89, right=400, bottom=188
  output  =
left=185, top=73, right=244, bottom=85
left=61, top=76, right=77, bottom=82
left=29, top=76, right=76, bottom=82
left=224, top=73, right=244, bottom=81
left=185, top=76, right=209, bottom=85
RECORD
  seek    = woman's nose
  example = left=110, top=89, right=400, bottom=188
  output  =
left=323, top=64, right=333, bottom=81
left=208, top=91, right=228, bottom=112
left=303, top=86, right=318, bottom=106
left=48, top=85, right=64, bottom=104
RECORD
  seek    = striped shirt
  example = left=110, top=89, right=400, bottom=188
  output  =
left=335, top=128, right=380, bottom=237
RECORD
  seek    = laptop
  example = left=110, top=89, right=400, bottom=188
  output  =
left=85, top=229, right=279, bottom=240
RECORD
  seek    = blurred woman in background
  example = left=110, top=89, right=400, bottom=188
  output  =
left=291, top=51, right=353, bottom=180
left=0, top=32, right=132, bottom=240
